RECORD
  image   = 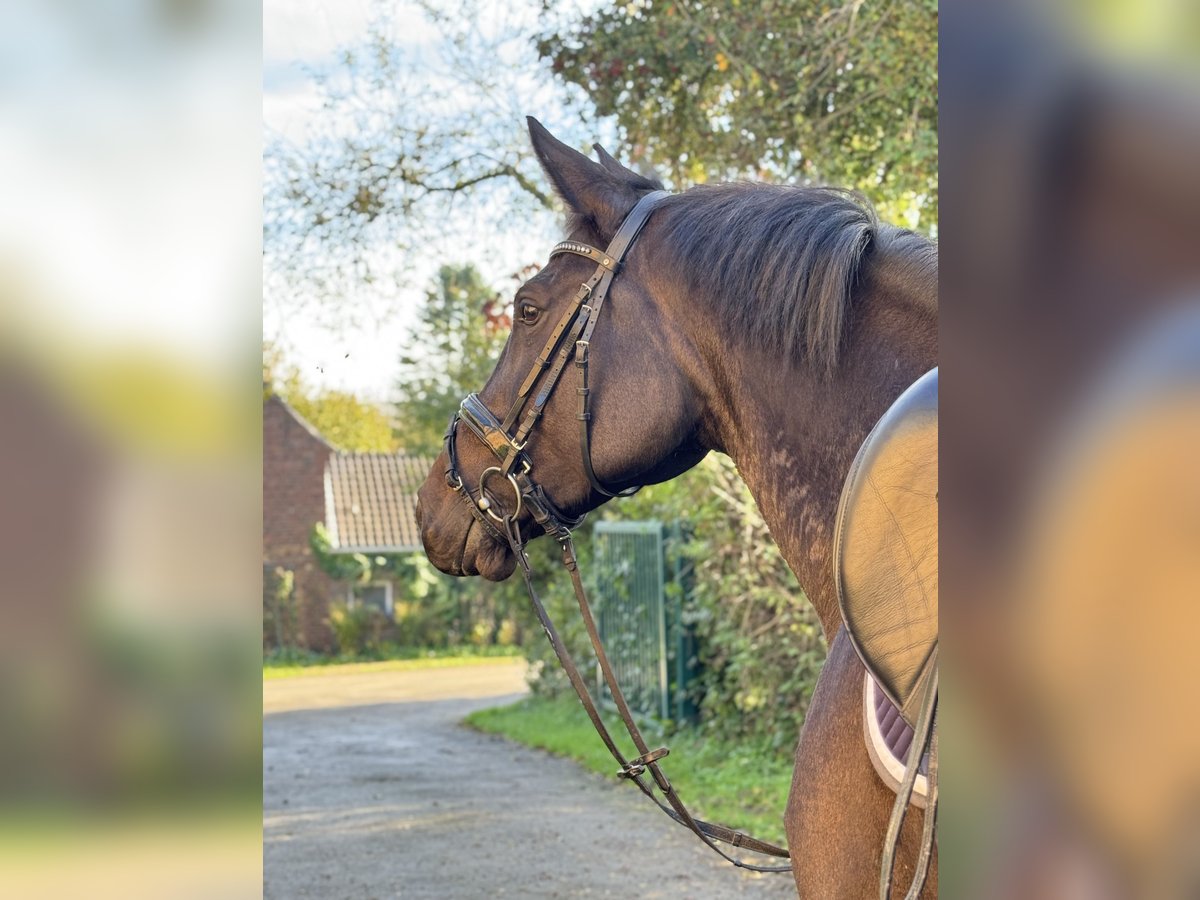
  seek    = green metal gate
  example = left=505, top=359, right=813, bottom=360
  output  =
left=593, top=521, right=697, bottom=723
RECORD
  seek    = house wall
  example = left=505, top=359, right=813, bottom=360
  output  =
left=262, top=394, right=337, bottom=651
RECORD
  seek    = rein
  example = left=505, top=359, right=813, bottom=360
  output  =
left=443, top=190, right=793, bottom=872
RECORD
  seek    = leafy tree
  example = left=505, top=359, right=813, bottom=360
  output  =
left=394, top=263, right=514, bottom=454
left=289, top=389, right=400, bottom=453
left=263, top=4, right=577, bottom=332
left=264, top=343, right=399, bottom=452
left=539, top=0, right=938, bottom=229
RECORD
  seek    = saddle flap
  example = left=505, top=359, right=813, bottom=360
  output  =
left=835, top=368, right=938, bottom=726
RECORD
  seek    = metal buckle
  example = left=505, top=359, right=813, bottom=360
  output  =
left=618, top=746, right=670, bottom=779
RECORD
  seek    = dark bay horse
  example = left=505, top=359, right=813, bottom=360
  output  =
left=416, top=117, right=937, bottom=897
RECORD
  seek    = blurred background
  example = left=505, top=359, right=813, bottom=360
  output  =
left=2, top=0, right=1198, bottom=896
left=0, top=0, right=262, bottom=896
left=941, top=2, right=1200, bottom=897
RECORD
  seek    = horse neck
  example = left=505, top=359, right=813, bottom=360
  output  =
left=692, top=252, right=937, bottom=637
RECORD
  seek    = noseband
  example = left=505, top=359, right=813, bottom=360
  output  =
left=439, top=189, right=793, bottom=873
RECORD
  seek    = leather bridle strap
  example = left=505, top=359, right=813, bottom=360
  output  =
left=879, top=657, right=939, bottom=900
left=507, top=524, right=794, bottom=873
left=496, top=189, right=671, bottom=496
left=564, top=191, right=669, bottom=497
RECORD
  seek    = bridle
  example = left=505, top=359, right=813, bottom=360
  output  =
left=441, top=189, right=794, bottom=872
left=443, top=191, right=670, bottom=546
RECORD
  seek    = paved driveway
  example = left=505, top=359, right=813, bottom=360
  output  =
left=264, top=662, right=796, bottom=899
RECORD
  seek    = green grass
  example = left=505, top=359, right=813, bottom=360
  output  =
left=263, top=646, right=524, bottom=680
left=464, top=695, right=794, bottom=847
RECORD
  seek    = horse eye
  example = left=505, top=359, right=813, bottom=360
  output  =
left=519, top=303, right=541, bottom=325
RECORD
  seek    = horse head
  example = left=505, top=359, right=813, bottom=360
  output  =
left=416, top=118, right=707, bottom=581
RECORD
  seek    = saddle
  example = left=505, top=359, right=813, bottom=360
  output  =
left=835, top=368, right=938, bottom=726
left=834, top=368, right=938, bottom=899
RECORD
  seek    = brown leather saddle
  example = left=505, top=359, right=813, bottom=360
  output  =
left=835, top=368, right=938, bottom=726
left=834, top=368, right=938, bottom=899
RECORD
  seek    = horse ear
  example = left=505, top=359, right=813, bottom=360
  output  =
left=527, top=117, right=636, bottom=236
left=594, top=142, right=666, bottom=193
left=592, top=143, right=627, bottom=177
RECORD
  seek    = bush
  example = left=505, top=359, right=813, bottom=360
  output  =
left=263, top=645, right=324, bottom=667
left=522, top=455, right=828, bottom=753
left=627, top=457, right=828, bottom=751
left=262, top=565, right=299, bottom=650
left=326, top=601, right=392, bottom=656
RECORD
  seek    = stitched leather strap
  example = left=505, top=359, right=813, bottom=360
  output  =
left=879, top=657, right=939, bottom=899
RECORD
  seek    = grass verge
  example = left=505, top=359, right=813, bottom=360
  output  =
left=264, top=648, right=524, bottom=680
left=464, top=695, right=794, bottom=847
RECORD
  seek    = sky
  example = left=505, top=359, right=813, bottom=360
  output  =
left=1, top=0, right=259, bottom=378
left=262, top=0, right=599, bottom=402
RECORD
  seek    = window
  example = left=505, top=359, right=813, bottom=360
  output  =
left=352, top=582, right=393, bottom=617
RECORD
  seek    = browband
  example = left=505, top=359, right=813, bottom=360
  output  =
left=549, top=241, right=615, bottom=272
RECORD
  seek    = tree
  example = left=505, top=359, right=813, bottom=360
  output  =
left=539, top=0, right=938, bottom=229
left=394, top=263, right=515, bottom=454
left=287, top=389, right=399, bottom=453
left=263, top=4, right=583, bottom=333
left=264, top=344, right=399, bottom=452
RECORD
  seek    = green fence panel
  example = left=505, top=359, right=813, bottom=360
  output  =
left=593, top=521, right=697, bottom=723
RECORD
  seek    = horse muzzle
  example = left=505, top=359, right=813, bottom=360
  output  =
left=416, top=471, right=517, bottom=581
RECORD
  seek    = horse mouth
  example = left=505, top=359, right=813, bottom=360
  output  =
left=452, top=519, right=517, bottom=582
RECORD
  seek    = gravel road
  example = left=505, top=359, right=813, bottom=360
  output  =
left=264, top=662, right=796, bottom=899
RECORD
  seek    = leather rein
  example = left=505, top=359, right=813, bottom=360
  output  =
left=442, top=190, right=793, bottom=872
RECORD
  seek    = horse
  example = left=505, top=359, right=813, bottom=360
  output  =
left=415, top=117, right=938, bottom=898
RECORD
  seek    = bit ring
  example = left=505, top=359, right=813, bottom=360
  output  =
left=477, top=467, right=523, bottom=524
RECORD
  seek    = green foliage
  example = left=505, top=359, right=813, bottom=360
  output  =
left=599, top=456, right=827, bottom=751
left=394, top=264, right=513, bottom=454
left=310, top=518, right=545, bottom=657
left=262, top=645, right=325, bottom=669
left=326, top=601, right=392, bottom=656
left=540, top=0, right=938, bottom=229
left=466, top=695, right=794, bottom=845
left=264, top=345, right=399, bottom=452
left=504, top=457, right=826, bottom=752
left=309, top=522, right=373, bottom=583
left=262, top=565, right=299, bottom=651
left=286, top=389, right=399, bottom=452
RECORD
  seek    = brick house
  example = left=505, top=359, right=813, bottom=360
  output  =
left=262, top=394, right=432, bottom=650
